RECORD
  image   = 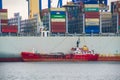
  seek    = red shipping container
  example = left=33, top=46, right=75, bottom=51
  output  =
left=51, top=22, right=66, bottom=26
left=51, top=28, right=66, bottom=31
left=117, top=1, right=120, bottom=7
left=51, top=25, right=66, bottom=29
left=42, top=8, right=49, bottom=13
left=0, top=9, right=7, bottom=12
left=51, top=29, right=66, bottom=33
left=41, top=8, right=49, bottom=17
left=51, top=27, right=66, bottom=30
left=2, top=25, right=18, bottom=33
left=1, top=19, right=8, bottom=23
left=51, top=24, right=66, bottom=27
left=51, top=25, right=66, bottom=28
left=85, top=12, right=99, bottom=18
left=51, top=28, right=66, bottom=30
left=51, top=24, right=66, bottom=33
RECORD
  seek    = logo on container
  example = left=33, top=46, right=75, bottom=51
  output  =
left=56, top=12, right=60, bottom=14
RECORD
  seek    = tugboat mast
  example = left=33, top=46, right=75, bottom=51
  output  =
left=76, top=38, right=80, bottom=47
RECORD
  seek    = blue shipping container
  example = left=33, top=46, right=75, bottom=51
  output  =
left=50, top=11, right=66, bottom=15
left=72, top=0, right=97, bottom=2
left=85, top=26, right=100, bottom=33
left=99, top=0, right=107, bottom=5
left=0, top=0, right=2, bottom=9
left=72, top=0, right=107, bottom=5
left=85, top=1, right=98, bottom=4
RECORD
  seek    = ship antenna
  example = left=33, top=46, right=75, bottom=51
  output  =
left=76, top=38, right=80, bottom=48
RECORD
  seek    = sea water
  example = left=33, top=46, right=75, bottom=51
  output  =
left=0, top=61, right=120, bottom=80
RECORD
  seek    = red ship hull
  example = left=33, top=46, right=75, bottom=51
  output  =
left=21, top=52, right=99, bottom=62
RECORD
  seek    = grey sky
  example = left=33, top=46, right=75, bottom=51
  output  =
left=2, top=0, right=117, bottom=19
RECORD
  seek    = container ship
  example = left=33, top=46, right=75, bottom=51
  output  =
left=0, top=0, right=120, bottom=62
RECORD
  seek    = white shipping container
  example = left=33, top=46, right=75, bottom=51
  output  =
left=85, top=18, right=99, bottom=23
left=100, top=12, right=112, bottom=19
left=51, top=19, right=66, bottom=22
left=0, top=15, right=8, bottom=19
left=0, top=13, right=8, bottom=19
left=86, top=22, right=99, bottom=26
left=84, top=4, right=99, bottom=8
left=51, top=8, right=66, bottom=11
left=0, top=13, right=8, bottom=16
left=1, top=23, right=8, bottom=26
left=101, top=17, right=112, bottom=20
left=100, top=12, right=111, bottom=15
left=101, top=16, right=112, bottom=19
left=101, top=15, right=112, bottom=17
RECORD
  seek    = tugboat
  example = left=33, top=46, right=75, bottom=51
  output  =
left=66, top=38, right=99, bottom=61
left=21, top=38, right=99, bottom=62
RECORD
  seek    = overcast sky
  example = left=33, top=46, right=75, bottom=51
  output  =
left=3, top=0, right=117, bottom=19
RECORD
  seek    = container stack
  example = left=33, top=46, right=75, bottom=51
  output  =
left=0, top=0, right=2, bottom=9
left=84, top=2, right=100, bottom=34
left=20, top=18, right=37, bottom=34
left=41, top=8, right=49, bottom=18
left=0, top=9, right=18, bottom=33
left=0, top=9, right=8, bottom=26
left=64, top=3, right=83, bottom=34
left=111, top=1, right=120, bottom=14
left=111, top=1, right=120, bottom=33
left=50, top=8, right=66, bottom=33
left=0, top=9, right=8, bottom=33
left=112, top=13, right=117, bottom=33
left=41, top=9, right=49, bottom=31
left=42, top=14, right=49, bottom=31
left=100, top=12, right=114, bottom=33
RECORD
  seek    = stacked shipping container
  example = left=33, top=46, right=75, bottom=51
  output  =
left=111, top=1, right=120, bottom=13
left=111, top=1, right=120, bottom=33
left=0, top=9, right=7, bottom=33
left=0, top=9, right=18, bottom=33
left=42, top=14, right=49, bottom=31
left=50, top=8, right=66, bottom=33
left=0, top=0, right=2, bottom=9
left=100, top=12, right=115, bottom=33
left=41, top=8, right=49, bottom=18
left=0, top=9, right=8, bottom=26
left=84, top=0, right=98, bottom=4
left=112, top=13, right=118, bottom=33
left=20, top=18, right=37, bottom=34
left=2, top=25, right=18, bottom=33
left=64, top=4, right=83, bottom=34
left=84, top=3, right=100, bottom=34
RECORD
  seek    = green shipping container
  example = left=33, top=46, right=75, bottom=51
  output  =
left=51, top=15, right=66, bottom=19
left=85, top=8, right=99, bottom=12
left=119, top=26, right=120, bottom=30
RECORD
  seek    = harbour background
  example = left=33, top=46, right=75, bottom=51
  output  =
left=0, top=62, right=120, bottom=80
